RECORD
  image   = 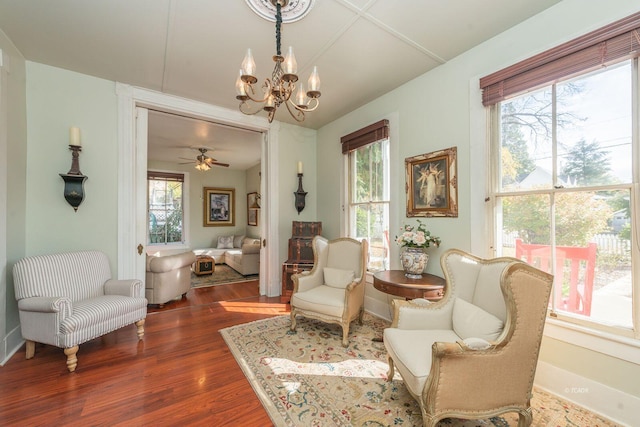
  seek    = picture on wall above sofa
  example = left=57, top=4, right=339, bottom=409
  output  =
left=204, top=187, right=235, bottom=226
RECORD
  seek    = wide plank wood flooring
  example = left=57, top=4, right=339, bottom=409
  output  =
left=0, top=280, right=288, bottom=426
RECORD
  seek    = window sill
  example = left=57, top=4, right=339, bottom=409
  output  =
left=544, top=318, right=640, bottom=364
left=146, top=243, right=190, bottom=256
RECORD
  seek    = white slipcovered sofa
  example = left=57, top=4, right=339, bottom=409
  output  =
left=12, top=251, right=147, bottom=372
left=194, top=235, right=260, bottom=276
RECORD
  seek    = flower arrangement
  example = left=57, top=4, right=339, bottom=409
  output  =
left=396, top=220, right=441, bottom=249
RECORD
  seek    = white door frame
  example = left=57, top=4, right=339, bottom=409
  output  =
left=116, top=83, right=280, bottom=296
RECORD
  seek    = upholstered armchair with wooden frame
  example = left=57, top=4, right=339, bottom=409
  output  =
left=13, top=251, right=148, bottom=373
left=290, top=236, right=368, bottom=347
left=383, top=249, right=553, bottom=427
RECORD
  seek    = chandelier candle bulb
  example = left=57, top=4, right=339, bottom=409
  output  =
left=69, top=126, right=81, bottom=147
left=307, top=66, right=321, bottom=96
left=265, top=94, right=275, bottom=110
left=235, top=70, right=247, bottom=98
left=295, top=83, right=307, bottom=106
left=297, top=161, right=303, bottom=174
left=241, top=49, right=257, bottom=82
left=283, top=46, right=297, bottom=74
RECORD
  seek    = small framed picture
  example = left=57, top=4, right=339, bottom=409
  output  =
left=405, top=146, right=458, bottom=217
left=204, top=187, right=235, bottom=226
left=247, top=192, right=259, bottom=226
left=248, top=208, right=258, bottom=226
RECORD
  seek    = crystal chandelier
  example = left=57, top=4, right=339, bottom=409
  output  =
left=235, top=0, right=321, bottom=123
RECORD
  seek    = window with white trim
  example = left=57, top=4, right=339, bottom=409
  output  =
left=342, top=120, right=390, bottom=272
left=147, top=171, right=185, bottom=246
left=482, top=13, right=639, bottom=338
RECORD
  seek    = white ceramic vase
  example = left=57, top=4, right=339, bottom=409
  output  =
left=400, top=247, right=429, bottom=279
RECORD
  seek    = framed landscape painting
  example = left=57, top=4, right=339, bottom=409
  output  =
left=204, top=187, right=235, bottom=226
left=405, top=146, right=458, bottom=217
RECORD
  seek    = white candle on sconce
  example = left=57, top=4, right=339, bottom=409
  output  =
left=69, top=127, right=81, bottom=147
left=297, top=161, right=303, bottom=174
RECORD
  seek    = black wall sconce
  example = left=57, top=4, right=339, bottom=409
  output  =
left=59, top=127, right=88, bottom=212
left=294, top=161, right=307, bottom=214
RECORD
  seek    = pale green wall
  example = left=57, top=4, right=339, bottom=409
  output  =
left=316, top=0, right=640, bottom=398
left=25, top=62, right=119, bottom=273
left=1, top=29, right=28, bottom=364
left=277, top=122, right=317, bottom=265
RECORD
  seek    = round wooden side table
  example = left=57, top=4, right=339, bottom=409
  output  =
left=373, top=270, right=445, bottom=300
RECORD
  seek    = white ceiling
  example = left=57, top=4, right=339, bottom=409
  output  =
left=0, top=0, right=562, bottom=169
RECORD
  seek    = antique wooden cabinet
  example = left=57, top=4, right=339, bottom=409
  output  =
left=281, top=261, right=314, bottom=303
left=281, top=221, right=322, bottom=303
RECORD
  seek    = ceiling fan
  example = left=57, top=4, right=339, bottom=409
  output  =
left=179, top=147, right=229, bottom=171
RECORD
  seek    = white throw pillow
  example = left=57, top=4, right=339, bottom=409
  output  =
left=217, top=235, right=234, bottom=249
left=452, top=297, right=504, bottom=341
left=323, top=267, right=355, bottom=289
left=233, top=235, right=245, bottom=248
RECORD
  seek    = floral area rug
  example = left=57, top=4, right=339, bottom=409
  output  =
left=220, top=314, right=615, bottom=426
left=191, top=264, right=258, bottom=288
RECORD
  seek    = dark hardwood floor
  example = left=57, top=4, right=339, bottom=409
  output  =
left=0, top=280, right=288, bottom=426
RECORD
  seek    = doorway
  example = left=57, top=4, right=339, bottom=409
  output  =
left=116, top=83, right=281, bottom=297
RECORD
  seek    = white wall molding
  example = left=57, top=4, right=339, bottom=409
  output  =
left=115, top=83, right=280, bottom=295
left=535, top=360, right=638, bottom=426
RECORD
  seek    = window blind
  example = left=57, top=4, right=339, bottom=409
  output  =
left=480, top=11, right=640, bottom=106
left=147, top=171, right=184, bottom=182
left=341, top=119, right=389, bottom=154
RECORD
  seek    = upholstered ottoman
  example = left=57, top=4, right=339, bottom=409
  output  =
left=193, top=255, right=215, bottom=276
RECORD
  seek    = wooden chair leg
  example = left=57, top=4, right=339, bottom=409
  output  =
left=341, top=322, right=350, bottom=347
left=64, top=346, right=79, bottom=372
left=135, top=319, right=145, bottom=340
left=290, top=310, right=297, bottom=331
left=387, top=355, right=395, bottom=381
left=25, top=340, right=35, bottom=359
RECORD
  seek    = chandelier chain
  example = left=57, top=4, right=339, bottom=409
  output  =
left=275, top=2, right=282, bottom=56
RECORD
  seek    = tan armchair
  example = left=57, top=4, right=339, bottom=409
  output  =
left=290, top=236, right=368, bottom=347
left=145, top=251, right=197, bottom=307
left=383, top=249, right=553, bottom=426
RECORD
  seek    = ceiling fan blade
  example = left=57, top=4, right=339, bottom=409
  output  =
left=210, top=161, right=230, bottom=167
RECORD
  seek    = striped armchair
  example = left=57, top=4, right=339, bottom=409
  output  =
left=12, top=251, right=147, bottom=372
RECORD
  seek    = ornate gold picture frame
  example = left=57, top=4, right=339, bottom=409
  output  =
left=204, top=187, right=235, bottom=226
left=405, top=146, right=458, bottom=217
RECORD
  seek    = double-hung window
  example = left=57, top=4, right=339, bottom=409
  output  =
left=342, top=120, right=390, bottom=272
left=147, top=171, right=186, bottom=246
left=481, top=13, right=640, bottom=338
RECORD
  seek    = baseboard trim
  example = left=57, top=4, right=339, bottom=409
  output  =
left=535, top=360, right=638, bottom=426
left=1, top=324, right=23, bottom=366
